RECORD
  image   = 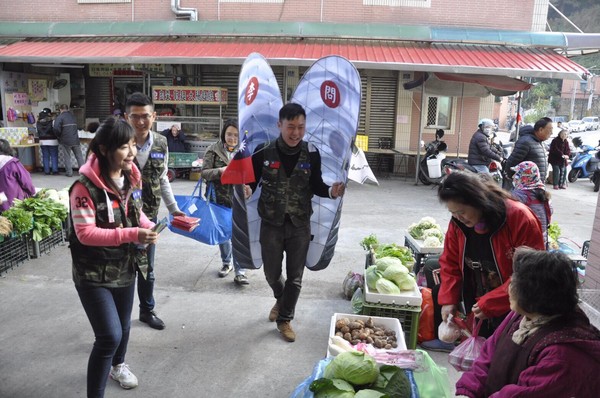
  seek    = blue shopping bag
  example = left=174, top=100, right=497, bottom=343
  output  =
left=169, top=179, right=232, bottom=245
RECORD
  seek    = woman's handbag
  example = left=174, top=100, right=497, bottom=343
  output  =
left=169, top=179, right=232, bottom=245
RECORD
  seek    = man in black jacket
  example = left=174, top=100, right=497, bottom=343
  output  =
left=54, top=104, right=84, bottom=177
left=506, top=117, right=553, bottom=182
left=468, top=118, right=503, bottom=173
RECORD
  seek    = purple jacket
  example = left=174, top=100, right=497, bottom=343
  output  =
left=456, top=310, right=600, bottom=398
left=0, top=155, right=36, bottom=212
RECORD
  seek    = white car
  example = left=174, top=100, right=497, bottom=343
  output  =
left=582, top=116, right=600, bottom=131
left=568, top=120, right=586, bottom=132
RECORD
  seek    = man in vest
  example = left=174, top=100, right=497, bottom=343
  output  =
left=247, top=103, right=345, bottom=342
left=125, top=93, right=184, bottom=330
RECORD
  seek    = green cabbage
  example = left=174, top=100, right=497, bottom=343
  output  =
left=422, top=236, right=442, bottom=248
left=422, top=227, right=444, bottom=241
left=383, top=265, right=415, bottom=292
left=365, top=265, right=383, bottom=291
left=329, top=352, right=379, bottom=386
left=311, top=378, right=356, bottom=398
left=374, top=256, right=403, bottom=272
left=354, top=390, right=386, bottom=398
left=375, top=278, right=401, bottom=295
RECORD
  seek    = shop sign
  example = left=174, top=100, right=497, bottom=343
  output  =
left=13, top=93, right=29, bottom=106
left=152, top=86, right=228, bottom=105
left=89, top=64, right=165, bottom=77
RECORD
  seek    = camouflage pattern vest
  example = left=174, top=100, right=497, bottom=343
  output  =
left=258, top=141, right=313, bottom=227
left=137, top=132, right=167, bottom=220
left=69, top=175, right=143, bottom=287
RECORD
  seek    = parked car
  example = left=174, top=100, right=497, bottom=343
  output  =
left=568, top=119, right=586, bottom=132
left=582, top=116, right=600, bottom=131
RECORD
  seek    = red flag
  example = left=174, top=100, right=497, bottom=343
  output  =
left=221, top=132, right=255, bottom=185
left=516, top=113, right=522, bottom=125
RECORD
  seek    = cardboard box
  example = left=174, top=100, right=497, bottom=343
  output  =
left=327, top=313, right=406, bottom=357
left=364, top=280, right=423, bottom=307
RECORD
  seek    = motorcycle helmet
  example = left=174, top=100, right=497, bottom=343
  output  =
left=478, top=118, right=494, bottom=129
left=42, top=108, right=52, bottom=114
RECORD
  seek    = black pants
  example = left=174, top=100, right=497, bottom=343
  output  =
left=260, top=219, right=311, bottom=322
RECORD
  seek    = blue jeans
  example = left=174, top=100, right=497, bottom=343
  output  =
left=471, top=164, right=490, bottom=173
left=76, top=283, right=135, bottom=398
left=219, top=240, right=244, bottom=275
left=41, top=145, right=58, bottom=174
left=260, top=219, right=310, bottom=322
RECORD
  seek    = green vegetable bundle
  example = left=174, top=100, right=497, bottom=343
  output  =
left=310, top=352, right=412, bottom=397
left=11, top=197, right=68, bottom=242
left=408, top=217, right=443, bottom=241
left=2, top=207, right=33, bottom=236
left=374, top=244, right=414, bottom=267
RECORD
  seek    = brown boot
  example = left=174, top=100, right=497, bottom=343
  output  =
left=277, top=321, right=296, bottom=342
left=268, top=302, right=279, bottom=322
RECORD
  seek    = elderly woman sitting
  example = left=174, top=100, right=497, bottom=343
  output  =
left=456, top=248, right=600, bottom=398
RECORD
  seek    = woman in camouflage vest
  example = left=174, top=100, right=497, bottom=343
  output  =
left=201, top=119, right=248, bottom=285
left=69, top=117, right=157, bottom=397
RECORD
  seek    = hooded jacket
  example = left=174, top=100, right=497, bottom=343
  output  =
left=505, top=126, right=548, bottom=181
left=69, top=153, right=153, bottom=287
left=456, top=309, right=600, bottom=398
left=36, top=112, right=57, bottom=143
left=0, top=155, right=36, bottom=212
left=438, top=199, right=545, bottom=318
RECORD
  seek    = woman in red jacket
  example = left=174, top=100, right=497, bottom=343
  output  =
left=437, top=171, right=545, bottom=338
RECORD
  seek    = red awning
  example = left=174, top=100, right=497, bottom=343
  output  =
left=0, top=37, right=588, bottom=80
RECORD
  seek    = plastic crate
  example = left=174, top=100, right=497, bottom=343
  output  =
left=0, top=235, right=30, bottom=274
left=29, top=227, right=65, bottom=258
left=168, top=152, right=198, bottom=168
left=361, top=294, right=421, bottom=350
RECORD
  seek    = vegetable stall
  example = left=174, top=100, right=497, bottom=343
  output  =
left=290, top=217, right=452, bottom=397
left=0, top=188, right=69, bottom=274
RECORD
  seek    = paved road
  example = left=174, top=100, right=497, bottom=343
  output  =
left=1, top=172, right=597, bottom=397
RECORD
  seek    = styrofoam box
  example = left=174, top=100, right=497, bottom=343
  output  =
left=364, top=280, right=423, bottom=307
left=404, top=232, right=443, bottom=254
left=327, top=313, right=407, bottom=357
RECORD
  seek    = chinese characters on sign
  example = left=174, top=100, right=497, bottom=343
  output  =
left=13, top=93, right=29, bottom=106
left=152, top=86, right=228, bottom=105
left=88, top=64, right=165, bottom=77
left=320, top=80, right=340, bottom=108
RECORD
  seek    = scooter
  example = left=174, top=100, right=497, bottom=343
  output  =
left=590, top=151, right=600, bottom=192
left=568, top=137, right=600, bottom=183
left=418, top=129, right=449, bottom=185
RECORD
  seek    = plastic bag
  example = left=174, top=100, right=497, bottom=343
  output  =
left=413, top=349, right=453, bottom=398
left=438, top=314, right=462, bottom=343
left=342, top=271, right=364, bottom=300
left=418, top=287, right=435, bottom=343
left=448, top=318, right=486, bottom=372
left=351, top=287, right=364, bottom=314
left=290, top=357, right=332, bottom=398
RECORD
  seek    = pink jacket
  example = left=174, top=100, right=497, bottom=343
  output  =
left=70, top=153, right=153, bottom=246
left=456, top=310, right=600, bottom=397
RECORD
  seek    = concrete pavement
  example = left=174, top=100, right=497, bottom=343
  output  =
left=1, top=171, right=597, bottom=397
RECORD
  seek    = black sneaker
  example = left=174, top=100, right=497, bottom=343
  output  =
left=234, top=274, right=249, bottom=285
left=139, top=310, right=165, bottom=330
left=218, top=263, right=233, bottom=277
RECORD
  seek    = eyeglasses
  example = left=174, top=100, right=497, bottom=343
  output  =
left=128, top=113, right=153, bottom=122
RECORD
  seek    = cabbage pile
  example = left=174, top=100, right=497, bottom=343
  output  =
left=310, top=352, right=412, bottom=397
left=366, top=256, right=416, bottom=294
left=408, top=217, right=444, bottom=247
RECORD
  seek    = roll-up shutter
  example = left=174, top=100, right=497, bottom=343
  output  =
left=85, top=77, right=111, bottom=121
left=366, top=71, right=398, bottom=150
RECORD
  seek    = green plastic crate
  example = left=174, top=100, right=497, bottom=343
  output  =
left=361, top=294, right=421, bottom=349
left=168, top=152, right=198, bottom=168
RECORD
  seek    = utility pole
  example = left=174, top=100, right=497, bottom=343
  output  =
left=570, top=81, right=577, bottom=120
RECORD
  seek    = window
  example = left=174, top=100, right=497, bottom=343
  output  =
left=426, top=96, right=451, bottom=129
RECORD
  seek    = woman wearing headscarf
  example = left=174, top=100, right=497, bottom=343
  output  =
left=511, top=161, right=552, bottom=249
